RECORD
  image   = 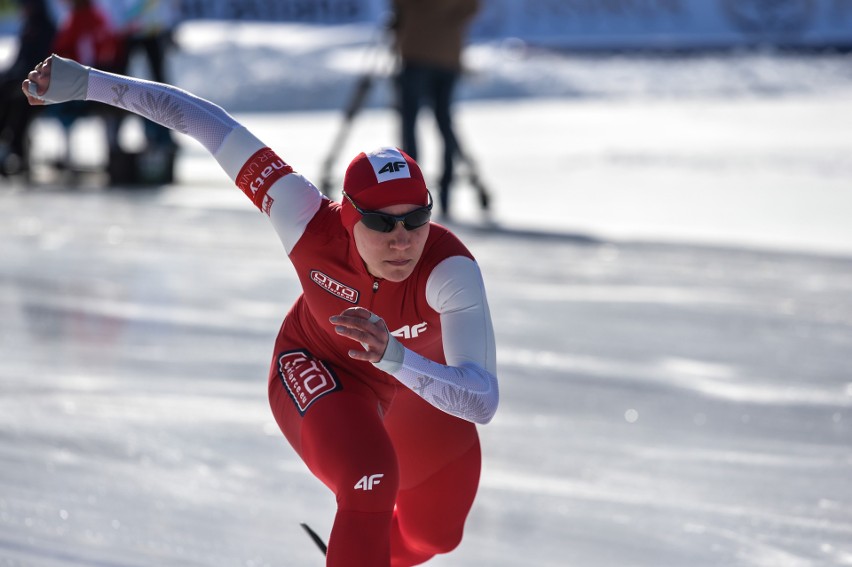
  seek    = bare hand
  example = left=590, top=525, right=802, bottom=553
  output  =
left=330, top=307, right=390, bottom=362
left=22, top=56, right=53, bottom=106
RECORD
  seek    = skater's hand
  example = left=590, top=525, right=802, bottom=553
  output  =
left=22, top=56, right=52, bottom=105
left=330, top=307, right=390, bottom=363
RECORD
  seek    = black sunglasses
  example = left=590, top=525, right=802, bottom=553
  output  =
left=343, top=191, right=433, bottom=233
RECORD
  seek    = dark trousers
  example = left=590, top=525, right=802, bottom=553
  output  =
left=396, top=63, right=460, bottom=215
left=0, top=80, right=36, bottom=173
left=124, top=33, right=175, bottom=149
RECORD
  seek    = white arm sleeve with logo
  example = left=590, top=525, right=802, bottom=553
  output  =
left=40, top=55, right=321, bottom=253
left=374, top=256, right=499, bottom=424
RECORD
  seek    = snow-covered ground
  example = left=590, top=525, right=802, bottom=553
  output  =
left=1, top=21, right=852, bottom=567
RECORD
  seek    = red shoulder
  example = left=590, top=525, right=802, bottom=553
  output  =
left=420, top=223, right=474, bottom=272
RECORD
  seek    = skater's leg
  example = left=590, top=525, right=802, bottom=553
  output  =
left=390, top=441, right=480, bottom=566
left=268, top=350, right=399, bottom=567
left=303, top=392, right=399, bottom=567
left=384, top=388, right=481, bottom=566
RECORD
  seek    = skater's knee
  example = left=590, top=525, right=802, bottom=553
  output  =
left=425, top=524, right=464, bottom=555
left=402, top=521, right=464, bottom=559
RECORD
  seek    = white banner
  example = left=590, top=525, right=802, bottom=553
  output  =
left=470, top=0, right=852, bottom=49
left=170, top=0, right=852, bottom=49
left=2, top=0, right=851, bottom=49
left=175, top=0, right=381, bottom=23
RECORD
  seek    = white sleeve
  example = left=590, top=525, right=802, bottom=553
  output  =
left=374, top=256, right=499, bottom=424
left=42, top=56, right=239, bottom=157
left=212, top=125, right=322, bottom=253
left=72, top=59, right=321, bottom=253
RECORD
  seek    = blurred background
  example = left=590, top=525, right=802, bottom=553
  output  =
left=1, top=1, right=851, bottom=566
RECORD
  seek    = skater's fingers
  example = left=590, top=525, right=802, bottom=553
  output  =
left=347, top=347, right=381, bottom=362
left=334, top=307, right=373, bottom=321
left=330, top=310, right=389, bottom=363
left=333, top=324, right=371, bottom=341
left=333, top=325, right=386, bottom=362
left=332, top=321, right=383, bottom=347
left=22, top=80, right=45, bottom=105
left=330, top=309, right=384, bottom=330
left=22, top=56, right=53, bottom=105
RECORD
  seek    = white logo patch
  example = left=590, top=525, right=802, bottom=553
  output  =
left=391, top=322, right=428, bottom=339
left=354, top=474, right=384, bottom=491
left=367, top=147, right=411, bottom=182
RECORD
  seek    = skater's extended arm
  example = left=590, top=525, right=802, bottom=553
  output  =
left=23, top=55, right=321, bottom=253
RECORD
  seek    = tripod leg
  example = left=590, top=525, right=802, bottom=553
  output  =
left=318, top=20, right=394, bottom=196
left=319, top=75, right=374, bottom=196
left=455, top=142, right=491, bottom=211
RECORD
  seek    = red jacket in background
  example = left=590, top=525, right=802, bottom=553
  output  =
left=52, top=5, right=122, bottom=70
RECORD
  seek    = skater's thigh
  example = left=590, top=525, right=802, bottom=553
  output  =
left=300, top=388, right=398, bottom=499
left=384, top=386, right=479, bottom=489
left=268, top=348, right=398, bottom=500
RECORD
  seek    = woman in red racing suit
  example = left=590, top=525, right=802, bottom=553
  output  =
left=24, top=55, right=499, bottom=567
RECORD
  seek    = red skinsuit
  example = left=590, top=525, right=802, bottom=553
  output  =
left=49, top=62, right=499, bottom=567
left=271, top=197, right=480, bottom=566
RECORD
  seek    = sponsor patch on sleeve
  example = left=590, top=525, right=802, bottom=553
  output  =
left=236, top=147, right=293, bottom=214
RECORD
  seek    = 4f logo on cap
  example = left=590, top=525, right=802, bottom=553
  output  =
left=368, top=147, right=411, bottom=182
left=378, top=161, right=406, bottom=174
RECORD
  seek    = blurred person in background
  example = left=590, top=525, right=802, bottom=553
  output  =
left=24, top=54, right=499, bottom=567
left=391, top=0, right=480, bottom=219
left=114, top=0, right=180, bottom=153
left=51, top=0, right=122, bottom=73
left=49, top=0, right=125, bottom=171
left=0, top=0, right=55, bottom=177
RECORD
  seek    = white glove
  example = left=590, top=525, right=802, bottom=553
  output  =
left=30, top=55, right=90, bottom=104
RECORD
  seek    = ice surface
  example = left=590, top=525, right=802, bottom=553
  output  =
left=1, top=21, right=851, bottom=567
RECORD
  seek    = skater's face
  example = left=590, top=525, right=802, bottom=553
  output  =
left=353, top=203, right=430, bottom=282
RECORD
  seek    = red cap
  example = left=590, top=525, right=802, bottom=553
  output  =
left=341, top=147, right=429, bottom=231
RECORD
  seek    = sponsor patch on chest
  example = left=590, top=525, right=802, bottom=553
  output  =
left=310, top=270, right=359, bottom=304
